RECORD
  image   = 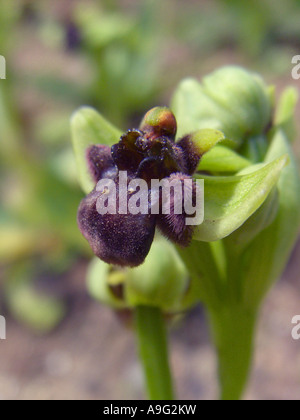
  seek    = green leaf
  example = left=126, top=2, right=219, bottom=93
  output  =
left=193, top=154, right=288, bottom=242
left=233, top=129, right=300, bottom=307
left=71, top=107, right=122, bottom=193
left=198, top=145, right=251, bottom=174
left=224, top=187, right=279, bottom=250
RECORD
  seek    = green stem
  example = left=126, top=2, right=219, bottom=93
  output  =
left=135, top=305, right=174, bottom=400
left=207, top=304, right=257, bottom=400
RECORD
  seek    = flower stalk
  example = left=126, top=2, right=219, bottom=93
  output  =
left=207, top=304, right=257, bottom=400
left=135, top=305, right=174, bottom=400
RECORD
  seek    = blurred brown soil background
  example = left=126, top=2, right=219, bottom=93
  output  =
left=0, top=242, right=300, bottom=400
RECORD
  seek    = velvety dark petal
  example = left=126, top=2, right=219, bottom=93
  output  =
left=111, top=129, right=144, bottom=173
left=87, top=145, right=116, bottom=183
left=157, top=212, right=194, bottom=246
left=136, top=157, right=165, bottom=184
left=176, top=135, right=202, bottom=175
left=77, top=189, right=156, bottom=267
left=137, top=136, right=182, bottom=177
left=159, top=139, right=182, bottom=174
left=136, top=147, right=181, bottom=183
left=172, top=144, right=189, bottom=174
left=156, top=173, right=199, bottom=246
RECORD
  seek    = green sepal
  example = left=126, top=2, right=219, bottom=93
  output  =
left=193, top=154, right=288, bottom=242
left=187, top=128, right=225, bottom=156
left=224, top=187, right=279, bottom=251
left=198, top=145, right=251, bottom=174
left=71, top=107, right=122, bottom=193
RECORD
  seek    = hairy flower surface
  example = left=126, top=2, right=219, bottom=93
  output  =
left=77, top=107, right=204, bottom=267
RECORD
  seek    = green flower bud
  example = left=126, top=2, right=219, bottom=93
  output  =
left=87, top=258, right=127, bottom=309
left=125, top=237, right=190, bottom=311
left=172, top=66, right=272, bottom=148
left=86, top=238, right=197, bottom=314
left=139, top=106, right=177, bottom=140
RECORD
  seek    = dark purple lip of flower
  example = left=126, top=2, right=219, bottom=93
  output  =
left=78, top=188, right=156, bottom=267
left=77, top=107, right=202, bottom=267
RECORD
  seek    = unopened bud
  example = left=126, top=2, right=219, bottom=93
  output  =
left=125, top=237, right=189, bottom=311
left=140, top=107, right=177, bottom=140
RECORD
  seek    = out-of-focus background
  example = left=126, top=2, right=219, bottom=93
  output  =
left=0, top=0, right=300, bottom=400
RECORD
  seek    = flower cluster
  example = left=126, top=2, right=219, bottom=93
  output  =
left=77, top=107, right=204, bottom=267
